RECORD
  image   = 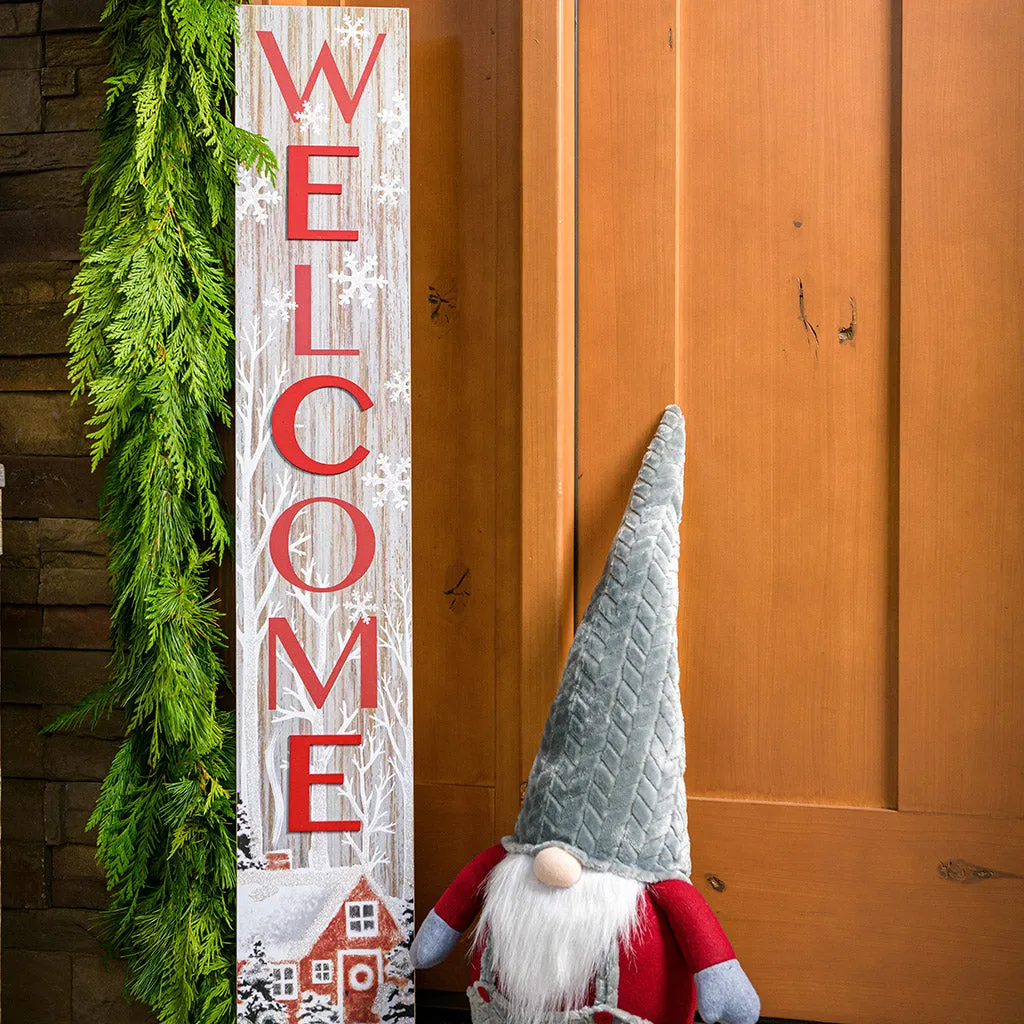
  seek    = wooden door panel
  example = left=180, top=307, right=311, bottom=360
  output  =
left=899, top=0, right=1024, bottom=818
left=403, top=0, right=502, bottom=791
left=579, top=0, right=899, bottom=808
left=413, top=782, right=495, bottom=992
left=576, top=0, right=678, bottom=619
left=519, top=0, right=576, bottom=765
left=690, top=798, right=1024, bottom=1023
left=671, top=0, right=897, bottom=808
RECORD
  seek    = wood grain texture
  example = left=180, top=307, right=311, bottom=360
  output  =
left=519, top=0, right=576, bottom=781
left=671, top=0, right=896, bottom=807
left=357, top=0, right=525, bottom=983
left=898, top=0, right=1024, bottom=817
left=398, top=0, right=501, bottom=791
left=579, top=0, right=898, bottom=806
left=689, top=797, right=1024, bottom=1023
left=331, top=0, right=524, bottom=797
left=412, top=782, right=494, bottom=992
left=493, top=0, right=525, bottom=840
left=577, top=0, right=678, bottom=630
left=235, top=3, right=412, bottom=890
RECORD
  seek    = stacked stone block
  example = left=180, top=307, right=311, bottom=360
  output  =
left=1, top=1, right=151, bottom=1019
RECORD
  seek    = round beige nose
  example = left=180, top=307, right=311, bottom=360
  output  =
left=533, top=847, right=583, bottom=888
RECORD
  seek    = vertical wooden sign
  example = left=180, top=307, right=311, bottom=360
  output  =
left=234, top=8, right=412, bottom=1024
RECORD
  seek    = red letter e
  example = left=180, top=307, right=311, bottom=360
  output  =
left=288, top=734, right=362, bottom=832
left=288, top=145, right=359, bottom=241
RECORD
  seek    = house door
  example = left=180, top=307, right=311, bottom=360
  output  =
left=573, top=1, right=1024, bottom=1022
left=339, top=951, right=380, bottom=1024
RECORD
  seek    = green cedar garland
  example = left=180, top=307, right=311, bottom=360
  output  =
left=48, top=1, right=274, bottom=1021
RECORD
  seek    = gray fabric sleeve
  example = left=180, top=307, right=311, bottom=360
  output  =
left=693, top=958, right=760, bottom=1024
left=409, top=908, right=462, bottom=970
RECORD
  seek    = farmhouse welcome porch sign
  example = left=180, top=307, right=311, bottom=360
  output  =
left=234, top=7, right=412, bottom=1024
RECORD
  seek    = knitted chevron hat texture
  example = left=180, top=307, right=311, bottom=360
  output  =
left=505, top=405, right=690, bottom=883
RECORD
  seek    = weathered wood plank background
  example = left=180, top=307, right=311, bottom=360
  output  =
left=235, top=5, right=413, bottom=1016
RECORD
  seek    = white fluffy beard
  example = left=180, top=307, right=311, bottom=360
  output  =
left=474, top=853, right=644, bottom=1022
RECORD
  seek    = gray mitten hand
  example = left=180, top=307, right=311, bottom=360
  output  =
left=694, top=958, right=760, bottom=1024
left=409, top=908, right=462, bottom=970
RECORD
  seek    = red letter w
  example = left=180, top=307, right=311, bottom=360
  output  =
left=256, top=30, right=387, bottom=122
left=267, top=616, right=378, bottom=711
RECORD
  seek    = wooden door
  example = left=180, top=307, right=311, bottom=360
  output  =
left=574, top=1, right=1024, bottom=1021
left=339, top=951, right=379, bottom=1022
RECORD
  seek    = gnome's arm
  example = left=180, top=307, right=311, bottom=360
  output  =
left=650, top=880, right=760, bottom=1024
left=409, top=844, right=507, bottom=970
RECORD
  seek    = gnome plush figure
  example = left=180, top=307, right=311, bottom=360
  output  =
left=410, top=406, right=760, bottom=1024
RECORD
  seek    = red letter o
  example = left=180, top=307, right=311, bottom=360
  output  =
left=269, top=497, right=376, bottom=593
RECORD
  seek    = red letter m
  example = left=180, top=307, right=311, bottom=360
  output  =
left=256, top=30, right=387, bottom=122
left=267, top=616, right=378, bottom=710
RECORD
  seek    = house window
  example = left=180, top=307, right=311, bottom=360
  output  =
left=346, top=901, right=379, bottom=937
left=312, top=960, right=333, bottom=984
left=270, top=963, right=297, bottom=1000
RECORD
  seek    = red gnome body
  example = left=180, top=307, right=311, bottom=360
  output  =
left=431, top=844, right=746, bottom=1024
left=410, top=408, right=760, bottom=1024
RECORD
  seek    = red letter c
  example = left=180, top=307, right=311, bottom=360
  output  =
left=271, top=375, right=372, bottom=475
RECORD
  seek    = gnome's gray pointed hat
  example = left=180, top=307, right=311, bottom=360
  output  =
left=505, top=406, right=690, bottom=883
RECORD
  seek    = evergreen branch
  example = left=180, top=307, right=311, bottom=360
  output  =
left=53, top=1, right=275, bottom=1021
left=41, top=686, right=120, bottom=735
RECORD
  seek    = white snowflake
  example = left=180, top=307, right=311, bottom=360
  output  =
left=262, top=286, right=298, bottom=324
left=329, top=252, right=387, bottom=309
left=343, top=589, right=378, bottom=625
left=383, top=373, right=411, bottom=406
left=363, top=454, right=411, bottom=511
left=378, top=92, right=409, bottom=146
left=372, top=173, right=407, bottom=207
left=293, top=100, right=328, bottom=138
left=235, top=166, right=281, bottom=224
left=336, top=13, right=371, bottom=49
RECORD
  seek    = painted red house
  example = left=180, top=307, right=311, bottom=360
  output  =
left=238, top=870, right=409, bottom=1024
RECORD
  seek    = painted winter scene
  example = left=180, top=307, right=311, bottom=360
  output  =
left=237, top=867, right=414, bottom=1024
left=235, top=7, right=412, bottom=1023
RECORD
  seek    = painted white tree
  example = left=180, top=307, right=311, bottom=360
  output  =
left=369, top=575, right=414, bottom=891
left=235, top=314, right=296, bottom=857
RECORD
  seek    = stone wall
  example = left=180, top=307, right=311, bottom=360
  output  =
left=1, top=1, right=151, bottom=1019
